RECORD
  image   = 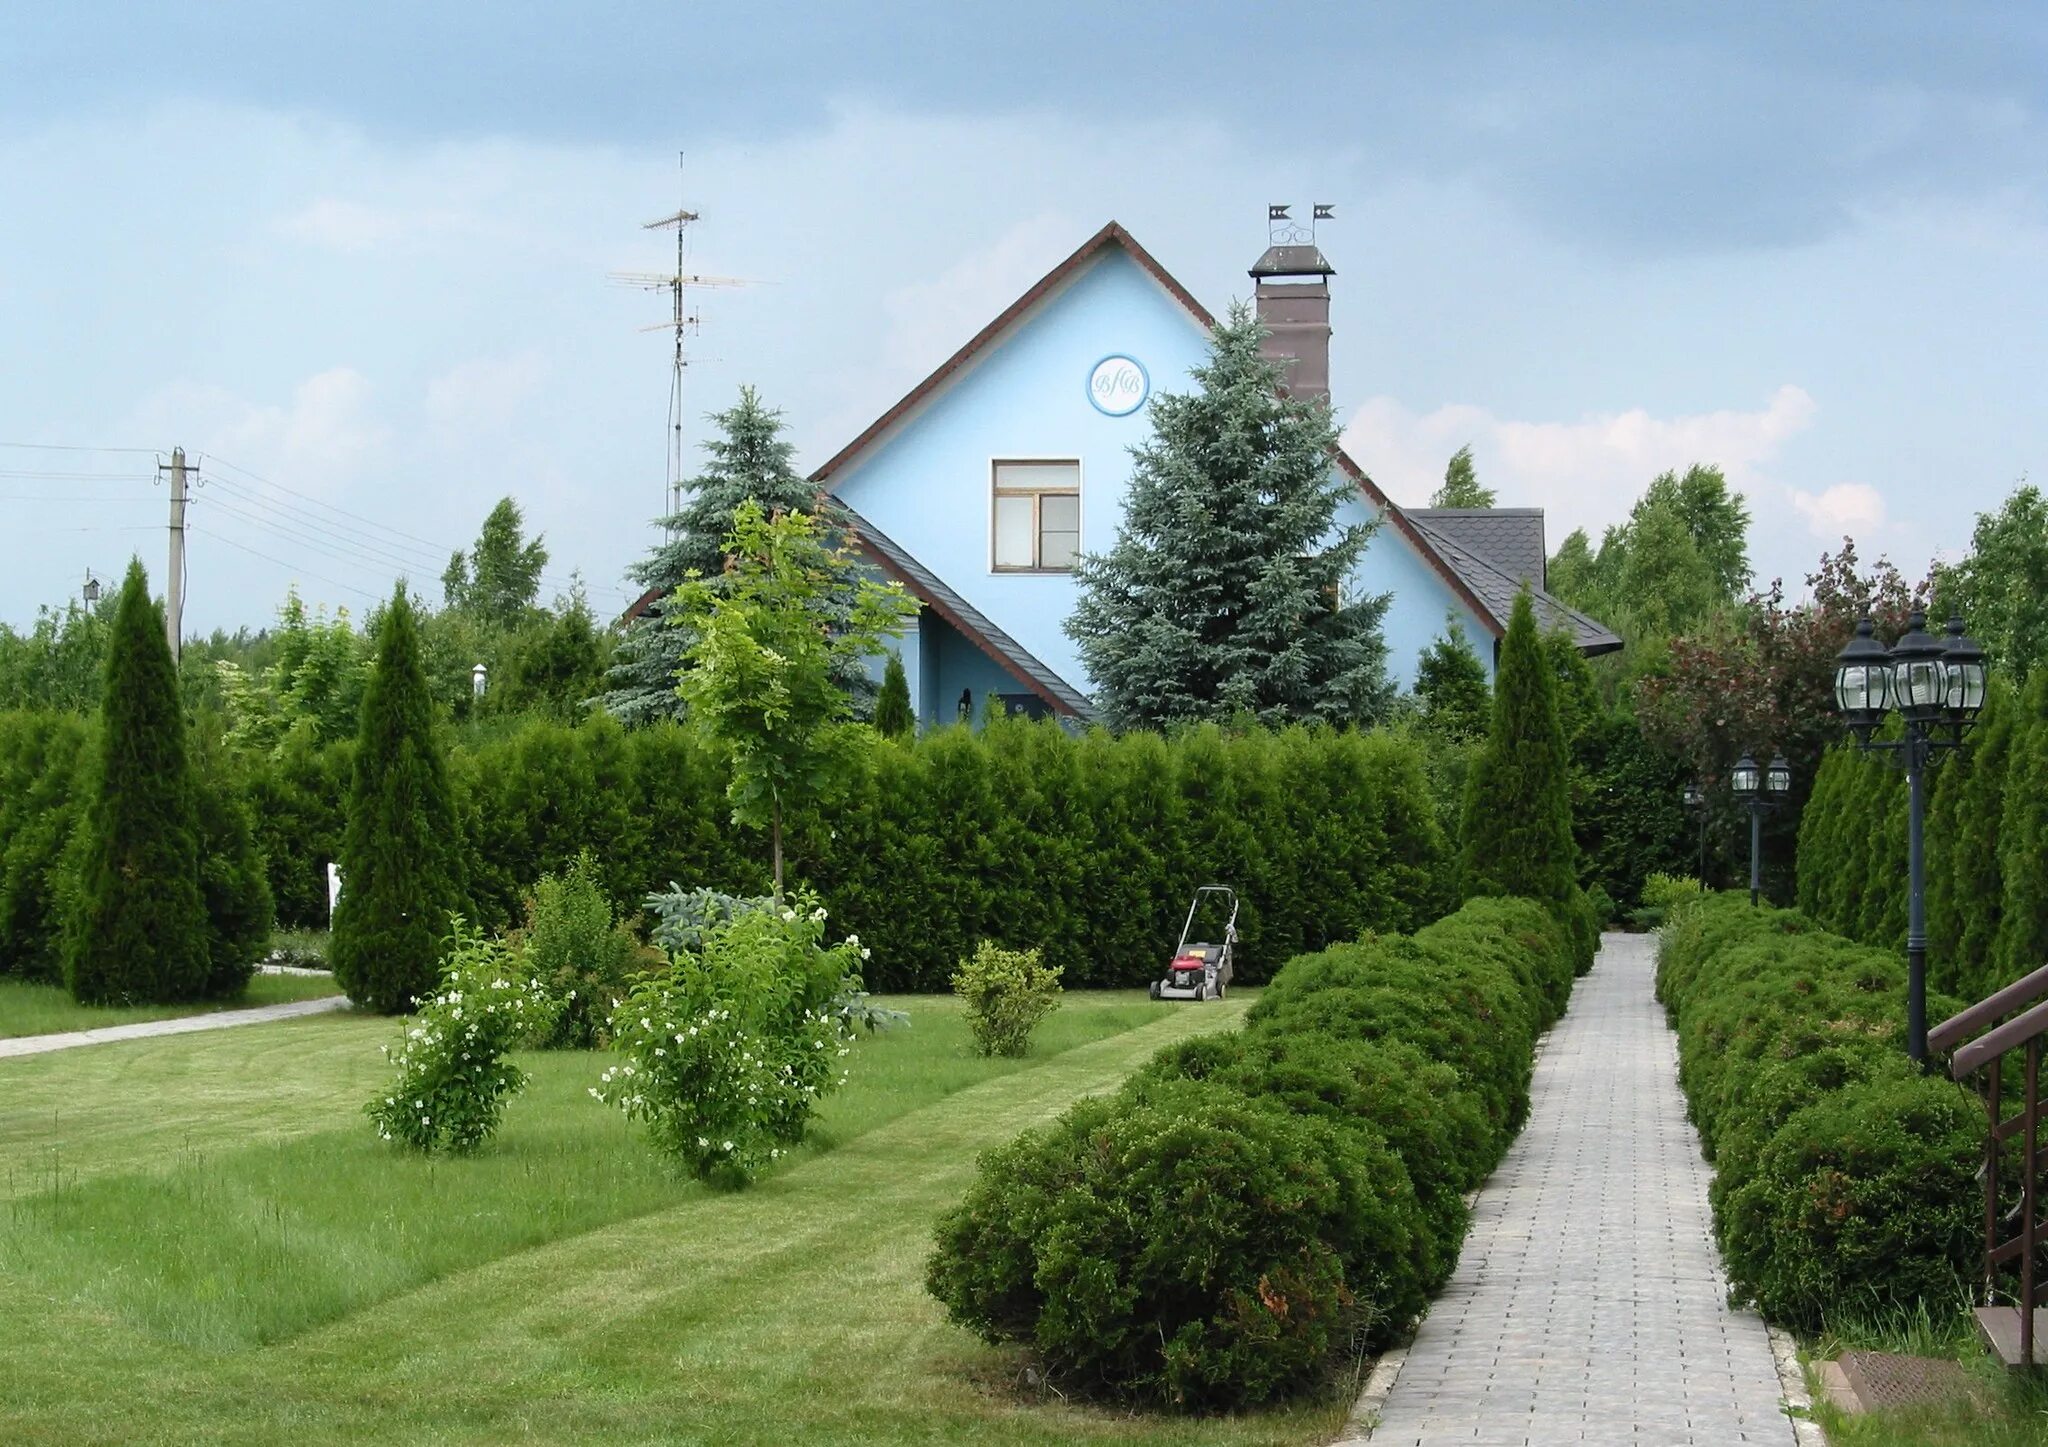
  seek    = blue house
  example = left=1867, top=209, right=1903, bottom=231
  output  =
left=811, top=221, right=1617, bottom=726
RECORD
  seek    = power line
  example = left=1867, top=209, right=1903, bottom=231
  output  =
left=0, top=441, right=161, bottom=455
left=189, top=523, right=383, bottom=603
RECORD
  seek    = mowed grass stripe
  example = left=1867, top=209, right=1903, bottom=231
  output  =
left=0, top=995, right=1341, bottom=1446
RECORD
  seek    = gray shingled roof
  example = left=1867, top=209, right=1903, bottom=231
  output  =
left=1406, top=513, right=1623, bottom=656
left=1407, top=508, right=1548, bottom=589
left=838, top=504, right=1095, bottom=719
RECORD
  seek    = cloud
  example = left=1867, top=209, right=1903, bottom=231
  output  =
left=425, top=350, right=549, bottom=433
left=1342, top=384, right=1819, bottom=546
left=126, top=367, right=390, bottom=500
left=1790, top=482, right=1888, bottom=539
left=877, top=212, right=1080, bottom=381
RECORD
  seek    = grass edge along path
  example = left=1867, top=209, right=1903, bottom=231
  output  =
left=0, top=996, right=1345, bottom=1446
left=0, top=971, right=343, bottom=1041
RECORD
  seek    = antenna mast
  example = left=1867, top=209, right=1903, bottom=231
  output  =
left=611, top=154, right=755, bottom=532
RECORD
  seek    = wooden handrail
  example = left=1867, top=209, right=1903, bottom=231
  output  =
left=1953, top=997, right=2048, bottom=1080
left=1932, top=962, right=2048, bottom=1055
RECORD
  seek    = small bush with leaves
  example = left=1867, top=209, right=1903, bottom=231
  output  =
left=596, top=890, right=862, bottom=1184
left=520, top=851, right=652, bottom=1049
left=951, top=940, right=1062, bottom=1057
left=368, top=920, right=560, bottom=1153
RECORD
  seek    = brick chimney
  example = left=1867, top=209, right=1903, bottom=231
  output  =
left=1249, top=241, right=1334, bottom=404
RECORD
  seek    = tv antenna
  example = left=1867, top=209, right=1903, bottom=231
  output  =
left=609, top=156, right=759, bottom=527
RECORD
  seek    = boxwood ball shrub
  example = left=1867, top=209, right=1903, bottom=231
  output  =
left=596, top=890, right=862, bottom=1184
left=1657, top=893, right=1980, bottom=1329
left=368, top=920, right=561, bottom=1153
left=930, top=893, right=1570, bottom=1410
left=952, top=940, right=1063, bottom=1057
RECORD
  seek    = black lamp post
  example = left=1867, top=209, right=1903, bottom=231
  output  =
left=1729, top=753, right=1792, bottom=907
left=1832, top=608, right=1989, bottom=1063
left=1682, top=783, right=1707, bottom=881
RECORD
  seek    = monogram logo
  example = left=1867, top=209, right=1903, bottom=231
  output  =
left=1087, top=356, right=1148, bottom=416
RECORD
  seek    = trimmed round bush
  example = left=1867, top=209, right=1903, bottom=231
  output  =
left=928, top=1081, right=1428, bottom=1408
left=1720, top=1073, right=1979, bottom=1329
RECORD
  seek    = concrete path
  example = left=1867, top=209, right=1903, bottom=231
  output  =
left=1358, top=932, right=1791, bottom=1447
left=0, top=995, right=349, bottom=1059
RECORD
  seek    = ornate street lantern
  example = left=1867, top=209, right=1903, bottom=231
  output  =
left=1730, top=754, right=1760, bottom=799
left=1833, top=616, right=1892, bottom=739
left=1766, top=755, right=1792, bottom=797
left=1942, top=613, right=1988, bottom=729
left=1890, top=610, right=1948, bottom=727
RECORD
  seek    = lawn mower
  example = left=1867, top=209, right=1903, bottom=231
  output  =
left=1149, top=885, right=1238, bottom=1001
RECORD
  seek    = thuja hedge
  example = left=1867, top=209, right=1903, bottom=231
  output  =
left=266, top=714, right=1454, bottom=990
left=1656, top=893, right=1979, bottom=1330
left=926, top=894, right=1573, bottom=1409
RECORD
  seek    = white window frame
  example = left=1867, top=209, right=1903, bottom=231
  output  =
left=989, top=458, right=1082, bottom=574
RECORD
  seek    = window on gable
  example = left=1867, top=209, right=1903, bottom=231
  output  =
left=992, top=461, right=1080, bottom=572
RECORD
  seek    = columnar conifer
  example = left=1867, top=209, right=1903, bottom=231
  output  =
left=873, top=652, right=913, bottom=738
left=1458, top=591, right=1588, bottom=960
left=1951, top=681, right=2014, bottom=998
left=1994, top=670, right=2048, bottom=987
left=331, top=585, right=467, bottom=1013
left=62, top=560, right=212, bottom=1004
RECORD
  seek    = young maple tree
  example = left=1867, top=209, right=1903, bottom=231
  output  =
left=672, top=501, right=915, bottom=895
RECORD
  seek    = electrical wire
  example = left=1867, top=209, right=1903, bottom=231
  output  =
left=189, top=524, right=382, bottom=603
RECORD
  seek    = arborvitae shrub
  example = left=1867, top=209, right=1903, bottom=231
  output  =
left=1457, top=592, right=1590, bottom=969
left=331, top=587, right=468, bottom=1014
left=872, top=652, right=913, bottom=738
left=242, top=729, right=351, bottom=930
left=1951, top=682, right=2015, bottom=1000
left=0, top=712, right=90, bottom=983
left=1995, top=669, right=2048, bottom=987
left=1795, top=747, right=1847, bottom=921
left=62, top=562, right=213, bottom=1005
left=191, top=733, right=275, bottom=999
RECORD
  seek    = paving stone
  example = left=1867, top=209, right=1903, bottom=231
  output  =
left=1364, top=933, right=1790, bottom=1444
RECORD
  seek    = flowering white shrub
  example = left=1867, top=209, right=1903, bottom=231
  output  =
left=367, top=920, right=561, bottom=1153
left=595, top=890, right=862, bottom=1184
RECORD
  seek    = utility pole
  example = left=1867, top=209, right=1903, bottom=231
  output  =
left=164, top=447, right=187, bottom=662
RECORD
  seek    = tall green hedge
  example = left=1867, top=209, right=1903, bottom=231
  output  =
left=1995, top=669, right=2048, bottom=986
left=1657, top=893, right=1977, bottom=1330
left=927, top=893, right=1572, bottom=1409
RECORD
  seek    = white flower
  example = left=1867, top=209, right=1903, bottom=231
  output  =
left=861, top=948, right=871, bottom=960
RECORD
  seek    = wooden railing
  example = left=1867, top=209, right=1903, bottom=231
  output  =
left=1932, top=961, right=2048, bottom=1368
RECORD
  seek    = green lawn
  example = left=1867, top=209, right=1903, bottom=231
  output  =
left=0, top=990, right=1346, bottom=1446
left=1806, top=1310, right=2048, bottom=1445
left=0, top=970, right=343, bottom=1039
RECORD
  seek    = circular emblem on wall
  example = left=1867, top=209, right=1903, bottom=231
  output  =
left=1087, top=354, right=1150, bottom=417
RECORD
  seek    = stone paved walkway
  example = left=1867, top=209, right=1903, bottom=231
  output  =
left=0, top=995, right=349, bottom=1058
left=1361, top=932, right=1791, bottom=1446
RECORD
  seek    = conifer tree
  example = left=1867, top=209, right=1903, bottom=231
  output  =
left=1431, top=444, right=1496, bottom=508
left=1796, top=747, right=1848, bottom=920
left=600, top=386, right=870, bottom=724
left=62, top=560, right=212, bottom=1004
left=1952, top=681, right=2014, bottom=998
left=1413, top=617, right=1490, bottom=742
left=1994, top=670, right=2048, bottom=986
left=1457, top=591, right=1587, bottom=958
left=192, top=731, right=276, bottom=999
left=1925, top=719, right=1972, bottom=977
left=331, top=585, right=467, bottom=1013
left=1067, top=303, right=1393, bottom=729
left=873, top=652, right=914, bottom=738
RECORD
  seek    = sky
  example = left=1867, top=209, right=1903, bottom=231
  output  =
left=2, top=3, right=2044, bottom=634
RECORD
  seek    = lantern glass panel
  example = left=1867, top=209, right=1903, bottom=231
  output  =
left=1835, top=661, right=1891, bottom=717
left=1947, top=659, right=1987, bottom=714
left=1732, top=761, right=1759, bottom=796
left=1895, top=657, right=1945, bottom=717
left=1766, top=760, right=1792, bottom=795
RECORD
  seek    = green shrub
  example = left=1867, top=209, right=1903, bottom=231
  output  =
left=1657, top=893, right=1981, bottom=1331
left=331, top=588, right=468, bottom=1014
left=951, top=940, right=1063, bottom=1057
left=192, top=732, right=276, bottom=1000
left=0, top=711, right=90, bottom=983
left=928, top=1081, right=1425, bottom=1408
left=62, top=561, right=213, bottom=1004
left=1720, top=1074, right=1979, bottom=1329
left=367, top=920, right=561, bottom=1153
left=596, top=890, right=862, bottom=1184
left=518, top=851, right=650, bottom=1049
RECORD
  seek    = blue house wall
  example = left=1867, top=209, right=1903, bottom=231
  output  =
left=833, top=240, right=1496, bottom=725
